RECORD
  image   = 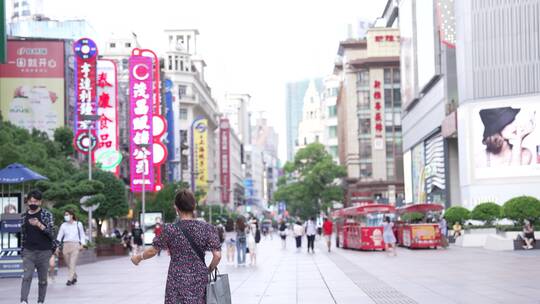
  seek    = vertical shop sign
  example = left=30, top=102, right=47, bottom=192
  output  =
left=73, top=38, right=98, bottom=154
left=129, top=56, right=154, bottom=192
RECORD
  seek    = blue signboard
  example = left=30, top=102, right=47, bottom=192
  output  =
left=164, top=79, right=175, bottom=183
left=0, top=219, right=22, bottom=233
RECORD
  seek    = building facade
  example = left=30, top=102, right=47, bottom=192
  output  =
left=335, top=26, right=404, bottom=206
left=296, top=80, right=323, bottom=153
left=285, top=78, right=322, bottom=160
left=163, top=29, right=220, bottom=202
left=321, top=74, right=340, bottom=162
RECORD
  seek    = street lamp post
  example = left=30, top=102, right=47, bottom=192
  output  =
left=80, top=114, right=99, bottom=181
left=80, top=114, right=99, bottom=241
left=136, top=143, right=151, bottom=237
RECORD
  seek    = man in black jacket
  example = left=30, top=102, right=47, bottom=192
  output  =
left=20, top=190, right=57, bottom=304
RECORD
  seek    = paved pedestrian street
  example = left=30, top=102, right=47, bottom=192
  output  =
left=2, top=236, right=540, bottom=304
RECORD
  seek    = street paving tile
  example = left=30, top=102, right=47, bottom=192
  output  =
left=1, top=235, right=540, bottom=303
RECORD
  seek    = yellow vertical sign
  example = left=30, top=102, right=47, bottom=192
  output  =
left=194, top=118, right=208, bottom=190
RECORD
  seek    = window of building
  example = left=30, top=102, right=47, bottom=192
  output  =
left=121, top=58, right=128, bottom=70
left=168, top=56, right=173, bottom=70
left=386, top=161, right=395, bottom=179
left=178, top=85, right=187, bottom=98
left=385, top=112, right=394, bottom=126
left=384, top=88, right=392, bottom=108
left=179, top=108, right=188, bottom=120
left=360, top=162, right=373, bottom=178
left=315, top=135, right=320, bottom=142
left=384, top=68, right=392, bottom=84
left=328, top=126, right=337, bottom=138
left=174, top=56, right=179, bottom=71
left=359, top=139, right=372, bottom=159
left=304, top=137, right=307, bottom=145
left=356, top=69, right=369, bottom=88
left=393, top=68, right=400, bottom=84
left=109, top=43, right=116, bottom=48
left=359, top=118, right=371, bottom=135
left=125, top=42, right=131, bottom=48
left=328, top=105, right=337, bottom=117
left=357, top=90, right=370, bottom=111
left=393, top=88, right=401, bottom=108
left=329, top=146, right=338, bottom=158
left=180, top=59, right=184, bottom=72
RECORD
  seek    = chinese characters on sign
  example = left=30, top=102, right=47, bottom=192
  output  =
left=373, top=79, right=384, bottom=150
left=374, top=35, right=400, bottom=42
left=73, top=38, right=98, bottom=154
left=192, top=117, right=208, bottom=191
left=94, top=59, right=120, bottom=175
left=219, top=119, right=231, bottom=204
left=129, top=56, right=154, bottom=192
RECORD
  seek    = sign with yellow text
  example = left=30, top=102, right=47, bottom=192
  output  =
left=192, top=117, right=208, bottom=190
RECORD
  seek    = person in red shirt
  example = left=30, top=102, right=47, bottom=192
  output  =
left=322, top=218, right=333, bottom=252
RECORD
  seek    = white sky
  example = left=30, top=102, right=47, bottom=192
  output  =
left=15, top=0, right=384, bottom=162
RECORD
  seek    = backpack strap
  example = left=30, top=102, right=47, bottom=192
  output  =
left=176, top=221, right=205, bottom=265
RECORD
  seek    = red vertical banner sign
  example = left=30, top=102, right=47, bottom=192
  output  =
left=129, top=55, right=155, bottom=192
left=73, top=38, right=98, bottom=154
left=131, top=48, right=166, bottom=192
left=220, top=118, right=231, bottom=204
left=95, top=59, right=121, bottom=176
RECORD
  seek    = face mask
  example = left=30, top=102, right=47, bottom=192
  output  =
left=64, top=215, right=71, bottom=222
left=28, top=204, right=39, bottom=211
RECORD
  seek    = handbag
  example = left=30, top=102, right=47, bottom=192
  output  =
left=176, top=221, right=231, bottom=304
left=206, top=269, right=232, bottom=304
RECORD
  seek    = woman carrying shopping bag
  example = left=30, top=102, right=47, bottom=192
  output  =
left=131, top=189, right=223, bottom=304
left=56, top=210, right=86, bottom=286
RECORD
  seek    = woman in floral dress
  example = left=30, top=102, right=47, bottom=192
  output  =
left=131, top=190, right=222, bottom=304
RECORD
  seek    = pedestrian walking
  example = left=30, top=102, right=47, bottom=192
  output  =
left=305, top=217, right=317, bottom=253
left=322, top=217, right=333, bottom=252
left=20, top=190, right=57, bottom=304
left=56, top=210, right=86, bottom=286
left=383, top=216, right=397, bottom=256
left=154, top=222, right=163, bottom=256
left=224, top=218, right=236, bottom=265
left=438, top=217, right=449, bottom=248
left=278, top=220, right=287, bottom=249
left=131, top=222, right=144, bottom=255
left=131, top=189, right=221, bottom=304
left=247, top=219, right=259, bottom=266
left=121, top=230, right=133, bottom=254
left=293, top=221, right=304, bottom=252
left=236, top=217, right=247, bottom=266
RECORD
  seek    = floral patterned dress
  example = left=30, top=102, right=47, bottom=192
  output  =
left=152, top=219, right=221, bottom=304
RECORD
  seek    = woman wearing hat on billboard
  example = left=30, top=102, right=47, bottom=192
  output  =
left=478, top=107, right=534, bottom=167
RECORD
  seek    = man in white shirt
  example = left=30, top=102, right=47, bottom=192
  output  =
left=293, top=221, right=304, bottom=252
left=56, top=210, right=87, bottom=286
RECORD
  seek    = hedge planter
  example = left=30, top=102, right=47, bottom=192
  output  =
left=96, top=243, right=128, bottom=257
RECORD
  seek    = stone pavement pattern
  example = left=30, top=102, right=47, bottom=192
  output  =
left=1, top=236, right=540, bottom=303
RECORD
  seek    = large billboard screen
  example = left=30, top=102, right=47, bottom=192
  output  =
left=0, top=40, right=65, bottom=138
left=465, top=101, right=540, bottom=180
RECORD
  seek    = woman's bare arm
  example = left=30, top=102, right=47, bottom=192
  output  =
left=208, top=250, right=221, bottom=273
left=131, top=246, right=160, bottom=266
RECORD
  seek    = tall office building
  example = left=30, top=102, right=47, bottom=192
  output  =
left=285, top=78, right=322, bottom=161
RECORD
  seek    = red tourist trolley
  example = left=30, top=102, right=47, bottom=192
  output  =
left=396, top=203, right=444, bottom=249
left=333, top=204, right=396, bottom=251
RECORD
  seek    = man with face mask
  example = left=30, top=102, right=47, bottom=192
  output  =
left=20, top=189, right=58, bottom=304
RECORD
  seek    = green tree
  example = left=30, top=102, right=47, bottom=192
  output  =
left=471, top=202, right=502, bottom=225
left=273, top=143, right=346, bottom=219
left=54, top=126, right=75, bottom=156
left=146, top=181, right=190, bottom=223
left=503, top=196, right=540, bottom=224
left=444, top=206, right=470, bottom=225
left=74, top=170, right=128, bottom=236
